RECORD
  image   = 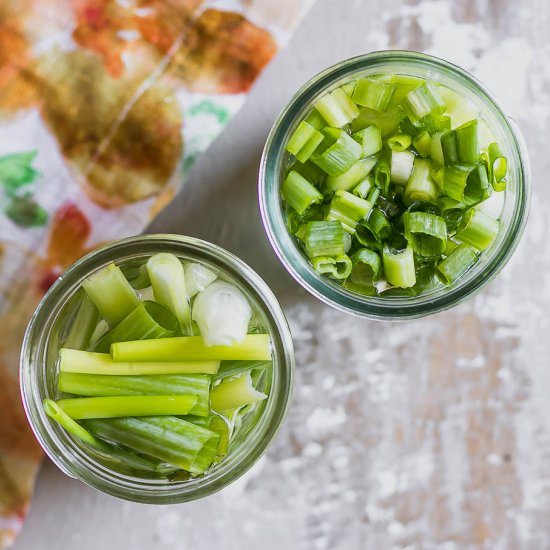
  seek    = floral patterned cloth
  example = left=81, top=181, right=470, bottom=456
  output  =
left=0, top=0, right=315, bottom=546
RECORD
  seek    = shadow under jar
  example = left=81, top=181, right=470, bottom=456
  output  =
left=20, top=235, right=294, bottom=503
left=259, top=51, right=530, bottom=320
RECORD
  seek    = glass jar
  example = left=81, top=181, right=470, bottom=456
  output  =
left=259, top=51, right=530, bottom=319
left=20, top=235, right=294, bottom=503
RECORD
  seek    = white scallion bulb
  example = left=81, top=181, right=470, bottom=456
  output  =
left=192, top=281, right=252, bottom=346
left=184, top=263, right=217, bottom=297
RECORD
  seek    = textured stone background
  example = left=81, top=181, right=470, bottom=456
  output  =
left=14, top=0, right=550, bottom=548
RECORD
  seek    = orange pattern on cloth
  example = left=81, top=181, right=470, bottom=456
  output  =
left=0, top=0, right=315, bottom=546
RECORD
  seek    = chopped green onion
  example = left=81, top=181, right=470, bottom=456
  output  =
left=120, top=261, right=151, bottom=290
left=412, top=131, right=431, bottom=157
left=311, top=254, right=352, bottom=279
left=281, top=170, right=323, bottom=215
left=326, top=190, right=374, bottom=233
left=59, top=372, right=211, bottom=417
left=286, top=120, right=324, bottom=163
left=92, top=301, right=178, bottom=353
left=436, top=244, right=478, bottom=284
left=442, top=164, right=491, bottom=205
left=390, top=150, right=415, bottom=185
left=59, top=349, right=220, bottom=375
left=439, top=86, right=480, bottom=128
left=352, top=174, right=374, bottom=199
left=208, top=415, right=231, bottom=460
left=455, top=120, right=480, bottom=164
left=402, top=81, right=445, bottom=123
left=56, top=395, right=199, bottom=420
left=351, top=105, right=403, bottom=136
left=367, top=208, right=392, bottom=241
left=348, top=248, right=381, bottom=288
left=312, top=128, right=362, bottom=176
left=314, top=88, right=358, bottom=127
left=147, top=253, right=191, bottom=334
left=82, top=262, right=139, bottom=326
left=192, top=281, right=252, bottom=347
left=63, top=293, right=99, bottom=351
left=44, top=399, right=109, bottom=451
left=305, top=220, right=345, bottom=257
left=388, top=74, right=425, bottom=104
left=210, top=372, right=267, bottom=412
left=383, top=245, right=416, bottom=288
left=430, top=132, right=445, bottom=166
left=111, top=334, right=272, bottom=363
left=84, top=416, right=220, bottom=475
left=293, top=160, right=325, bottom=185
left=488, top=142, right=507, bottom=191
left=403, top=158, right=439, bottom=206
left=441, top=130, right=459, bottom=166
left=455, top=208, right=499, bottom=250
left=326, top=157, right=377, bottom=192
left=184, top=263, right=217, bottom=298
left=352, top=125, right=382, bottom=157
left=388, top=133, right=412, bottom=152
left=305, top=110, right=326, bottom=130
left=403, top=211, right=447, bottom=257
left=352, top=78, right=395, bottom=111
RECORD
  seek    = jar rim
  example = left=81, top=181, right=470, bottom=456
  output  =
left=20, top=234, right=295, bottom=503
left=258, top=50, right=531, bottom=320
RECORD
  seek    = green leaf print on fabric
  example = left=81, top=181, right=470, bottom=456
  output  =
left=0, top=151, right=39, bottom=196
left=0, top=151, right=48, bottom=227
left=189, top=100, right=230, bottom=125
left=5, top=194, right=48, bottom=227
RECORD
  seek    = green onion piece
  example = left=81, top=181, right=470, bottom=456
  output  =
left=352, top=125, right=383, bottom=157
left=111, top=334, right=272, bottom=363
left=92, top=301, right=178, bottom=353
left=44, top=399, right=109, bottom=450
left=326, top=157, right=377, bottom=192
left=147, top=253, right=191, bottom=334
left=436, top=244, right=478, bottom=284
left=430, top=132, right=445, bottom=166
left=403, top=158, right=439, bottom=206
left=348, top=248, right=381, bottom=287
left=441, top=165, right=473, bottom=202
left=388, top=74, right=425, bottom=104
left=311, top=254, right=352, bottom=279
left=488, top=142, right=507, bottom=191
left=352, top=174, right=374, bottom=199
left=352, top=78, right=395, bottom=111
left=353, top=107, right=403, bottom=140
left=56, top=395, right=198, bottom=420
left=305, top=110, right=326, bottom=130
left=82, top=262, right=139, bottom=326
left=59, top=348, right=220, bottom=375
left=120, top=261, right=151, bottom=290
left=441, top=130, right=459, bottom=166
left=439, top=86, right=480, bottom=128
left=295, top=224, right=308, bottom=242
left=412, top=131, right=431, bottom=157
left=444, top=239, right=461, bottom=255
left=442, top=164, right=491, bottom=205
left=403, top=211, right=448, bottom=257
left=367, top=208, right=392, bottom=241
left=432, top=166, right=445, bottom=189
left=455, top=120, right=480, bottom=164
left=326, top=190, right=374, bottom=234
left=281, top=170, right=323, bottom=215
left=331, top=87, right=360, bottom=121
left=305, top=220, right=345, bottom=257
left=403, top=81, right=445, bottom=122
left=64, top=293, right=99, bottom=351
left=383, top=245, right=416, bottom=288
left=214, top=360, right=270, bottom=382
left=184, top=263, right=217, bottom=298
left=314, top=88, right=358, bottom=127
left=375, top=151, right=391, bottom=192
left=464, top=163, right=492, bottom=205
left=390, top=150, right=415, bottom=185
left=388, top=133, right=412, bottom=152
left=312, top=128, right=362, bottom=176
left=59, top=372, right=211, bottom=417
left=84, top=416, right=220, bottom=475
left=208, top=415, right=231, bottom=459
left=210, top=372, right=267, bottom=413
left=455, top=208, right=499, bottom=250
left=286, top=121, right=323, bottom=160
left=293, top=160, right=325, bottom=185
